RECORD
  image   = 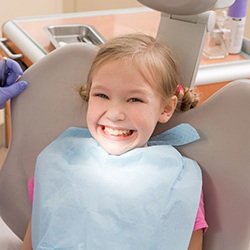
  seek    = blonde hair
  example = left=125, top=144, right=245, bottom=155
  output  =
left=79, top=33, right=199, bottom=111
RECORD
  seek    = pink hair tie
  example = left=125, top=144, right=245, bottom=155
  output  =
left=175, top=85, right=185, bottom=96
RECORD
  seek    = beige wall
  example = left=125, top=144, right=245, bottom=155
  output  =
left=0, top=0, right=64, bottom=34
left=0, top=0, right=142, bottom=36
left=76, top=0, right=142, bottom=11
left=63, top=0, right=142, bottom=12
left=244, top=1, right=250, bottom=39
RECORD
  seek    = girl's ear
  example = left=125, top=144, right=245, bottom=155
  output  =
left=158, top=96, right=177, bottom=124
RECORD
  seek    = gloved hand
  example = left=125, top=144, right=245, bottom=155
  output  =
left=0, top=58, right=28, bottom=108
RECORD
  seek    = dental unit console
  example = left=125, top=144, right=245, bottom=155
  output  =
left=137, top=0, right=236, bottom=87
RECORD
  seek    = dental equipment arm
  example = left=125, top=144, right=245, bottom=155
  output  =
left=137, top=0, right=236, bottom=87
left=137, top=0, right=235, bottom=15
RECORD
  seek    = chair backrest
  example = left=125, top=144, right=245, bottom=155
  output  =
left=154, top=79, right=250, bottom=250
left=0, top=43, right=250, bottom=250
left=0, top=43, right=97, bottom=240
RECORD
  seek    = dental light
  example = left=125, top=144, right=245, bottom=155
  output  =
left=137, top=0, right=236, bottom=87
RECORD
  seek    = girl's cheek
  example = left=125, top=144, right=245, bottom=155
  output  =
left=88, top=100, right=100, bottom=111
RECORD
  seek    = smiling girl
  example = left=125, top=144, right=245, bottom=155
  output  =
left=22, top=33, right=206, bottom=250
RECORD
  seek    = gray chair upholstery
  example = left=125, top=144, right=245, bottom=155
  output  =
left=0, top=43, right=97, bottom=240
left=0, top=43, right=250, bottom=249
left=154, top=79, right=250, bottom=250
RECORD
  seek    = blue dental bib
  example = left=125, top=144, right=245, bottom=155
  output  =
left=32, top=124, right=202, bottom=250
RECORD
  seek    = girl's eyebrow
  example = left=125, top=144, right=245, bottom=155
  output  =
left=127, top=86, right=155, bottom=97
left=90, top=82, right=154, bottom=96
left=90, top=84, right=109, bottom=92
left=128, top=88, right=150, bottom=94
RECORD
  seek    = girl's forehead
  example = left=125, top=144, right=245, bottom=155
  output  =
left=91, top=56, right=160, bottom=90
left=93, top=58, right=141, bottom=76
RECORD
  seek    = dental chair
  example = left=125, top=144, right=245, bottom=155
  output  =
left=1, top=0, right=250, bottom=249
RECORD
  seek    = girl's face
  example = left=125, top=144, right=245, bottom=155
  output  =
left=87, top=59, right=175, bottom=155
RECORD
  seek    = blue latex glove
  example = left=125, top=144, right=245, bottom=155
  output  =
left=0, top=58, right=28, bottom=108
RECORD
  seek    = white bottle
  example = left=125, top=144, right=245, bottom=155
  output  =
left=227, top=0, right=248, bottom=54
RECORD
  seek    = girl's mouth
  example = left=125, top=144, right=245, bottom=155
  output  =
left=102, top=126, right=133, bottom=137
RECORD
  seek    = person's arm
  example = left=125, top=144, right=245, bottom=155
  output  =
left=188, top=229, right=203, bottom=250
left=21, top=217, right=33, bottom=250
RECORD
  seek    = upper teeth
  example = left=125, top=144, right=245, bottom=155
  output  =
left=104, top=127, right=131, bottom=136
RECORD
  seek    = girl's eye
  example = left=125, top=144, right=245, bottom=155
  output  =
left=128, top=98, right=143, bottom=103
left=96, top=93, right=109, bottom=99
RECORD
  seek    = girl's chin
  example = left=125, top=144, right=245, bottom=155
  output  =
left=98, top=139, right=148, bottom=155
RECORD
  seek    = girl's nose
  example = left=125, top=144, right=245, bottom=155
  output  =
left=106, top=105, right=126, bottom=122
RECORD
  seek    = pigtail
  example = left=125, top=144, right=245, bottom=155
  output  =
left=175, top=85, right=199, bottom=111
left=79, top=85, right=89, bottom=102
